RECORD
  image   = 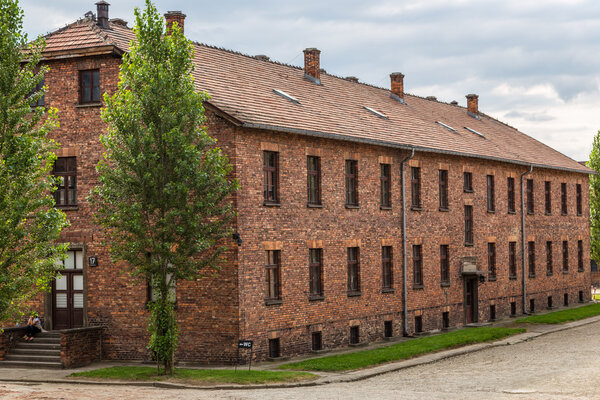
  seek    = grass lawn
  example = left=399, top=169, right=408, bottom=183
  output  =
left=70, top=366, right=316, bottom=385
left=278, top=327, right=525, bottom=372
left=515, top=303, right=600, bottom=324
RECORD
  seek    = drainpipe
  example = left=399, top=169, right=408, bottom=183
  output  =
left=521, top=165, right=533, bottom=314
left=400, top=148, right=415, bottom=336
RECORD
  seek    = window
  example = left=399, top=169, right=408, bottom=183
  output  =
left=526, top=179, right=534, bottom=214
left=546, top=241, right=553, bottom=275
left=442, top=312, right=450, bottom=329
left=147, top=273, right=176, bottom=304
left=528, top=241, right=536, bottom=277
left=345, top=160, right=358, bottom=206
left=507, top=177, right=515, bottom=213
left=380, top=163, right=391, bottom=208
left=509, top=241, right=517, bottom=279
left=489, top=305, right=496, bottom=321
left=439, top=169, right=449, bottom=210
left=28, top=77, right=45, bottom=107
left=263, top=151, right=279, bottom=204
left=562, top=241, right=569, bottom=273
left=548, top=296, right=553, bottom=308
left=545, top=181, right=552, bottom=214
left=440, top=245, right=450, bottom=285
left=384, top=321, right=393, bottom=338
left=53, top=157, right=77, bottom=206
left=561, top=182, right=567, bottom=215
left=530, top=299, right=535, bottom=313
left=311, top=332, right=322, bottom=351
left=488, top=243, right=496, bottom=280
left=413, top=244, right=423, bottom=286
left=347, top=247, right=360, bottom=294
left=579, top=290, right=584, bottom=303
left=414, top=315, right=423, bottom=333
left=268, top=338, right=280, bottom=358
left=309, top=249, right=323, bottom=298
left=486, top=175, right=495, bottom=212
left=349, top=326, right=360, bottom=344
left=463, top=172, right=473, bottom=192
left=576, top=184, right=582, bottom=215
left=307, top=156, right=321, bottom=206
left=564, top=293, right=569, bottom=306
left=510, top=301, right=516, bottom=316
left=265, top=250, right=281, bottom=301
left=464, top=205, right=473, bottom=245
left=79, top=69, right=100, bottom=103
left=578, top=240, right=584, bottom=272
left=411, top=167, right=421, bottom=208
left=382, top=246, right=393, bottom=290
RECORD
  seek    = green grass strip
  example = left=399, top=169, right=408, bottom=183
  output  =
left=516, top=303, right=600, bottom=324
left=70, top=366, right=316, bottom=385
left=279, top=327, right=525, bottom=372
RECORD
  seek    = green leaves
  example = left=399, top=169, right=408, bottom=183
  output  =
left=588, top=131, right=600, bottom=264
left=0, top=0, right=67, bottom=324
left=91, top=0, right=238, bottom=373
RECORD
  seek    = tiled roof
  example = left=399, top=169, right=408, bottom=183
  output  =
left=42, top=18, right=592, bottom=174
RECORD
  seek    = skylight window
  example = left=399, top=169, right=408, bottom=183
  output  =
left=364, top=106, right=388, bottom=120
left=273, top=89, right=300, bottom=105
left=465, top=126, right=485, bottom=138
left=436, top=121, right=456, bottom=133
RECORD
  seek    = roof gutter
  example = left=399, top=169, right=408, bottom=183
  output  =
left=521, top=165, right=533, bottom=314
left=400, top=148, right=415, bottom=336
left=238, top=121, right=593, bottom=175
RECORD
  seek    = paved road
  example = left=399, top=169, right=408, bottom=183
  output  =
left=1, top=320, right=599, bottom=399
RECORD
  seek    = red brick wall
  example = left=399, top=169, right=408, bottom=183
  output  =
left=60, top=327, right=103, bottom=368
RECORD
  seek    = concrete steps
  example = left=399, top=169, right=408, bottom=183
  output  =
left=0, top=333, right=62, bottom=369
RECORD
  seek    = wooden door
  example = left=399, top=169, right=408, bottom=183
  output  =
left=52, top=250, right=84, bottom=330
left=465, top=278, right=476, bottom=324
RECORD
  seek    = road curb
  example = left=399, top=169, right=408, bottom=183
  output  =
left=1, top=316, right=599, bottom=391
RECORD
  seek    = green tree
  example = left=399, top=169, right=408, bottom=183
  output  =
left=0, top=0, right=68, bottom=324
left=92, top=1, right=237, bottom=374
left=588, top=130, right=600, bottom=264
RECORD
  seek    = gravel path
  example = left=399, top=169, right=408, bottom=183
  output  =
left=1, top=320, right=599, bottom=399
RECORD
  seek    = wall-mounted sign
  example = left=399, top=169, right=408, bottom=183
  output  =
left=238, top=340, right=253, bottom=349
left=88, top=256, right=98, bottom=267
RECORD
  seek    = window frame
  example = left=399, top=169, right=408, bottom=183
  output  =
left=526, top=179, right=534, bottom=214
left=576, top=183, right=582, bottom=216
left=562, top=240, right=569, bottom=273
left=507, top=177, right=515, bottom=213
left=308, top=248, right=323, bottom=299
left=413, top=244, right=423, bottom=287
left=509, top=241, right=517, bottom=279
left=486, top=175, right=495, bottom=212
left=345, top=160, right=359, bottom=207
left=263, top=151, right=280, bottom=205
left=546, top=241, right=553, bottom=276
left=411, top=167, right=421, bottom=209
left=578, top=240, right=584, bottom=272
left=382, top=246, right=393, bottom=290
left=79, top=69, right=100, bottom=104
left=463, top=172, right=473, bottom=193
left=307, top=156, right=322, bottom=206
left=488, top=242, right=497, bottom=280
left=265, top=250, right=281, bottom=303
left=545, top=181, right=552, bottom=215
left=561, top=182, right=567, bottom=215
left=439, top=169, right=449, bottom=211
left=52, top=156, right=77, bottom=207
left=464, top=205, right=473, bottom=246
left=380, top=163, right=391, bottom=208
left=440, top=244, right=450, bottom=285
left=528, top=241, right=536, bottom=278
left=347, top=247, right=361, bottom=295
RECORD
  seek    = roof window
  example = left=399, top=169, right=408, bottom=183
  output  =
left=436, top=121, right=456, bottom=133
left=273, top=89, right=300, bottom=105
left=364, top=106, right=388, bottom=120
left=465, top=126, right=485, bottom=138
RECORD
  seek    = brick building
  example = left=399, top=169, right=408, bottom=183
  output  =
left=15, top=3, right=593, bottom=363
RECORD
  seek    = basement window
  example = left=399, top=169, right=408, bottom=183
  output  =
left=364, top=106, right=388, bottom=119
left=273, top=89, right=300, bottom=105
left=436, top=121, right=456, bottom=133
left=465, top=126, right=485, bottom=138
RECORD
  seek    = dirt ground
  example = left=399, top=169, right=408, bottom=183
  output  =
left=1, top=320, right=599, bottom=399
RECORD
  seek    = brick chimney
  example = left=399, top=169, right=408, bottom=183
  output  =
left=303, top=48, right=321, bottom=84
left=95, top=0, right=110, bottom=29
left=466, top=94, right=479, bottom=116
left=390, top=72, right=405, bottom=103
left=165, top=11, right=186, bottom=34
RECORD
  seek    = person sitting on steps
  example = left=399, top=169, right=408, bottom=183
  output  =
left=23, top=313, right=42, bottom=341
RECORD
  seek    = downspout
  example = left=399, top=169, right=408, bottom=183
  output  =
left=521, top=165, right=533, bottom=314
left=401, top=148, right=415, bottom=336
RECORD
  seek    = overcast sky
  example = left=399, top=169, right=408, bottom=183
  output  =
left=20, top=0, right=600, bottom=161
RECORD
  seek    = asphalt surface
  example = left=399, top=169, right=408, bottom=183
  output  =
left=1, top=319, right=600, bottom=399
